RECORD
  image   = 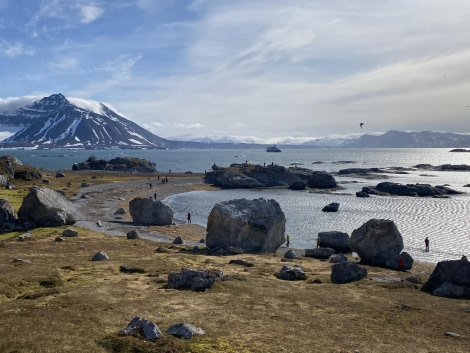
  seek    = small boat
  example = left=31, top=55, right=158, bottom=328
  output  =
left=266, top=144, right=281, bottom=152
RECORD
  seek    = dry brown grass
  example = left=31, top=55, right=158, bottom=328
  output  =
left=1, top=172, right=470, bottom=352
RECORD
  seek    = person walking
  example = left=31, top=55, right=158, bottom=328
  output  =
left=425, top=237, right=429, bottom=252
left=187, top=212, right=191, bottom=223
left=316, top=236, right=322, bottom=249
left=286, top=234, right=290, bottom=247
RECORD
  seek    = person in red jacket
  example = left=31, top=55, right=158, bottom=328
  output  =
left=425, top=237, right=429, bottom=252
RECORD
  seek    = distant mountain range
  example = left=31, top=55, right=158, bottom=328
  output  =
left=0, top=93, right=469, bottom=149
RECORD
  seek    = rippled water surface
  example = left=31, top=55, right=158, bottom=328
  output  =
left=4, top=147, right=470, bottom=264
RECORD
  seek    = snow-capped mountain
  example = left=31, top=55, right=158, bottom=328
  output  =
left=0, top=93, right=170, bottom=149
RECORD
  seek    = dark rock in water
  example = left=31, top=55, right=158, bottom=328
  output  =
left=288, top=180, right=306, bottom=190
left=166, top=323, right=205, bottom=339
left=305, top=171, right=337, bottom=189
left=317, top=231, right=350, bottom=253
left=331, top=261, right=367, bottom=284
left=277, top=264, right=306, bottom=281
left=421, top=260, right=470, bottom=299
left=372, top=182, right=462, bottom=197
left=322, top=202, right=339, bottom=212
left=18, top=187, right=77, bottom=228
left=349, top=219, right=403, bottom=267
left=206, top=198, right=285, bottom=253
left=121, top=317, right=163, bottom=340
left=129, top=198, right=174, bottom=225
left=356, top=191, right=370, bottom=198
left=305, top=247, right=335, bottom=259
left=204, top=164, right=337, bottom=189
left=72, top=156, right=157, bottom=173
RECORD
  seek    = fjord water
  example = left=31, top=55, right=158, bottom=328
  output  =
left=4, top=147, right=470, bottom=263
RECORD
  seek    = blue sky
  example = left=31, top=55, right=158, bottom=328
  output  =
left=1, top=0, right=470, bottom=143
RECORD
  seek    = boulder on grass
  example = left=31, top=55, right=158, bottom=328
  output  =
left=121, top=317, right=163, bottom=340
left=166, top=323, right=205, bottom=339
left=277, top=265, right=306, bottom=281
left=305, top=247, right=335, bottom=259
left=206, top=198, right=286, bottom=253
left=331, top=261, right=368, bottom=284
left=18, top=188, right=77, bottom=228
left=421, top=260, right=470, bottom=299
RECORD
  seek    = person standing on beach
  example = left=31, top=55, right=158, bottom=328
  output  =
left=187, top=212, right=191, bottom=223
left=286, top=234, right=290, bottom=247
left=425, top=237, right=429, bottom=252
left=316, top=236, right=321, bottom=249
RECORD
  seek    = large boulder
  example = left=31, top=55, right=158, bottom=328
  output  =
left=129, top=198, right=174, bottom=225
left=17, top=187, right=76, bottom=228
left=305, top=247, right=335, bottom=259
left=206, top=198, right=286, bottom=253
left=331, top=261, right=368, bottom=284
left=372, top=182, right=461, bottom=197
left=0, top=198, right=19, bottom=231
left=168, top=268, right=224, bottom=292
left=317, top=231, right=351, bottom=253
left=421, top=260, right=470, bottom=299
left=306, top=171, right=337, bottom=189
left=349, top=219, right=404, bottom=266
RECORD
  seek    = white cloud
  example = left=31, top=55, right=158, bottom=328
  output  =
left=0, top=40, right=35, bottom=57
left=80, top=5, right=104, bottom=23
left=0, top=95, right=40, bottom=113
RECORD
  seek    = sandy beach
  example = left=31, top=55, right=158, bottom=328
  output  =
left=71, top=173, right=216, bottom=244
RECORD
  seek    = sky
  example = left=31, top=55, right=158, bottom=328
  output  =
left=1, top=0, right=470, bottom=144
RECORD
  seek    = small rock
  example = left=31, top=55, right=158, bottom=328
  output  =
left=444, top=332, right=461, bottom=338
left=166, top=323, right=205, bottom=339
left=55, top=237, right=65, bottom=242
left=63, top=228, right=78, bottom=237
left=127, top=230, right=139, bottom=239
left=284, top=249, right=297, bottom=259
left=173, top=236, right=183, bottom=244
left=13, top=258, right=31, bottom=264
left=96, top=220, right=102, bottom=227
left=92, top=251, right=109, bottom=261
left=121, top=317, right=163, bottom=340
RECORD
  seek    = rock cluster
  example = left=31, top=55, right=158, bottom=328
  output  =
left=0, top=155, right=42, bottom=184
left=168, top=268, right=225, bottom=292
left=204, top=164, right=337, bottom=189
left=206, top=198, right=286, bottom=253
left=360, top=182, right=461, bottom=197
left=72, top=156, right=156, bottom=173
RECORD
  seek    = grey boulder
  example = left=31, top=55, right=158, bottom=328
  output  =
left=18, top=187, right=77, bottom=228
left=129, top=198, right=174, bottom=225
left=349, top=219, right=404, bottom=266
left=331, top=261, right=368, bottom=284
left=206, top=198, right=286, bottom=253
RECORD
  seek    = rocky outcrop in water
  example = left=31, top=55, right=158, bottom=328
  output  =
left=206, top=198, right=286, bottom=253
left=204, top=164, right=337, bottom=189
left=360, top=182, right=462, bottom=197
left=72, top=156, right=156, bottom=173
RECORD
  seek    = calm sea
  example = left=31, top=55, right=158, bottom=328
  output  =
left=3, top=147, right=470, bottom=264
